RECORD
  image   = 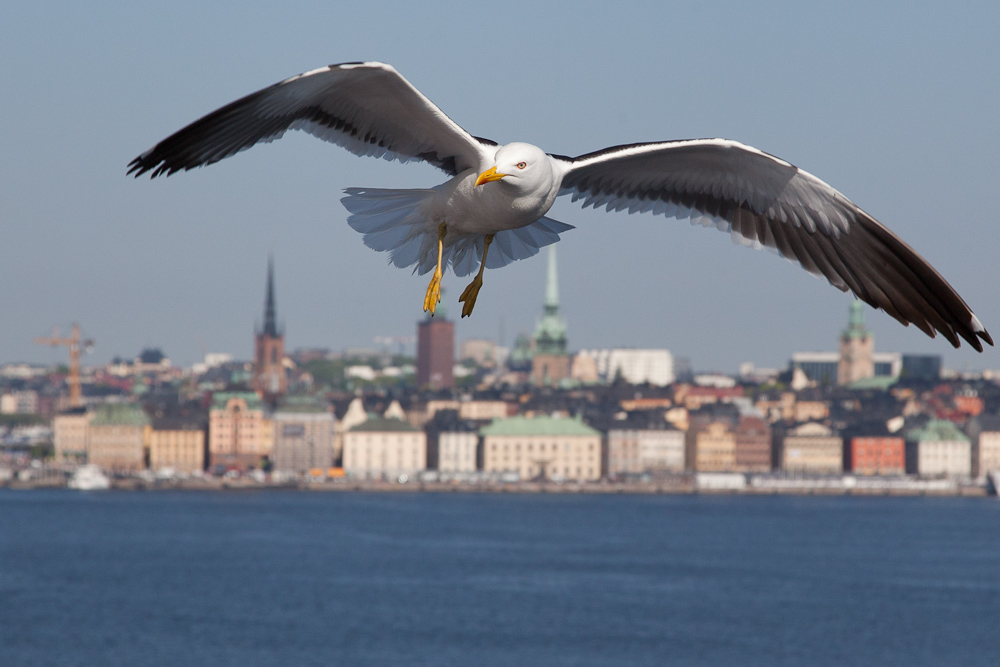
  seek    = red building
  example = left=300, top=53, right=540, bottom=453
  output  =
left=847, top=436, right=905, bottom=475
left=734, top=416, right=772, bottom=472
left=417, top=316, right=454, bottom=390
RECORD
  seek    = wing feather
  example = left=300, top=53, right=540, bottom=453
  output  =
left=554, top=139, right=991, bottom=350
left=129, top=62, right=494, bottom=178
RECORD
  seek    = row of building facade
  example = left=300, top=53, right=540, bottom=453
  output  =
left=52, top=390, right=1000, bottom=481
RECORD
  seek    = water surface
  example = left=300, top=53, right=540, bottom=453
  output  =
left=2, top=490, right=998, bottom=666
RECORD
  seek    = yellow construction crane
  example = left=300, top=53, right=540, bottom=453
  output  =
left=34, top=324, right=94, bottom=407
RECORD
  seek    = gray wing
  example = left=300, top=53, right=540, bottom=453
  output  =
left=553, top=139, right=991, bottom=351
left=128, top=61, right=495, bottom=178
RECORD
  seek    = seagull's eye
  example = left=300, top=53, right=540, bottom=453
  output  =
left=516, top=161, right=527, bottom=169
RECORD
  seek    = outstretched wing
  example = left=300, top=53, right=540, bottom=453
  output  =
left=552, top=139, right=991, bottom=351
left=129, top=61, right=495, bottom=178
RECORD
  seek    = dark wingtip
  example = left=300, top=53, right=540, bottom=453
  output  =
left=127, top=153, right=160, bottom=179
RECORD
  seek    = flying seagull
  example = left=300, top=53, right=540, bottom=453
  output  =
left=129, top=61, right=992, bottom=351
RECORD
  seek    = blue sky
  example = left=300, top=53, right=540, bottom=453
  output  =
left=2, top=1, right=998, bottom=373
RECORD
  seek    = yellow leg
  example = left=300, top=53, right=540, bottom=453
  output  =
left=423, top=222, right=447, bottom=315
left=459, top=234, right=494, bottom=318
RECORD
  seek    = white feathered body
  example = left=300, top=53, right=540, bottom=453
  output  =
left=342, top=144, right=569, bottom=277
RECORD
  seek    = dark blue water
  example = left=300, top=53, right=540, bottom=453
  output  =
left=1, top=490, right=998, bottom=666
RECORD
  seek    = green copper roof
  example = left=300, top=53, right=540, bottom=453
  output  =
left=906, top=419, right=969, bottom=443
left=480, top=415, right=600, bottom=437
left=274, top=396, right=328, bottom=414
left=842, top=300, right=871, bottom=340
left=91, top=403, right=150, bottom=427
left=211, top=391, right=263, bottom=411
left=532, top=246, right=567, bottom=354
left=848, top=375, right=898, bottom=391
left=350, top=416, right=419, bottom=432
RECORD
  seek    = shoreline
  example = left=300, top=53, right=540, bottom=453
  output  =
left=2, top=477, right=992, bottom=497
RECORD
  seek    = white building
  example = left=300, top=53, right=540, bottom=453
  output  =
left=434, top=431, right=479, bottom=472
left=574, top=349, right=674, bottom=386
left=906, top=420, right=971, bottom=478
left=342, top=417, right=427, bottom=480
left=607, top=426, right=685, bottom=475
left=792, top=351, right=902, bottom=385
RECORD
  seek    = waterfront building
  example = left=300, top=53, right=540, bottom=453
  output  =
left=271, top=398, right=335, bottom=473
left=149, top=419, right=206, bottom=473
left=607, top=423, right=685, bottom=476
left=342, top=416, right=427, bottom=480
left=777, top=422, right=843, bottom=474
left=734, top=416, right=772, bottom=472
left=417, top=314, right=455, bottom=390
left=846, top=435, right=905, bottom=475
left=905, top=420, right=971, bottom=478
left=87, top=403, right=150, bottom=472
left=686, top=420, right=737, bottom=472
left=965, top=414, right=1000, bottom=479
left=531, top=246, right=570, bottom=386
left=253, top=257, right=287, bottom=399
left=425, top=411, right=479, bottom=472
left=53, top=407, right=92, bottom=462
left=480, top=415, right=601, bottom=481
left=208, top=392, right=272, bottom=469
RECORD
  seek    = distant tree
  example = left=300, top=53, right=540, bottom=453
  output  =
left=0, top=414, right=47, bottom=427
left=29, top=442, right=54, bottom=460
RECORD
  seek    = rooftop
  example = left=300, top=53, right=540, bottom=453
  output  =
left=480, top=415, right=600, bottom=437
left=91, top=403, right=150, bottom=427
left=351, top=416, right=419, bottom=433
left=210, top=391, right=263, bottom=411
left=906, top=419, right=970, bottom=443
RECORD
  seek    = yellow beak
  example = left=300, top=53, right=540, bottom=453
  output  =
left=475, top=166, right=507, bottom=187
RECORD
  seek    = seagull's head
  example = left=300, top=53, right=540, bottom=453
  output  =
left=475, top=143, right=553, bottom=193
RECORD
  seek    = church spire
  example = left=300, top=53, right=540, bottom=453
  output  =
left=544, top=244, right=559, bottom=313
left=262, top=255, right=279, bottom=338
left=533, top=245, right=567, bottom=356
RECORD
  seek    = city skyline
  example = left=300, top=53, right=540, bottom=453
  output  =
left=3, top=2, right=998, bottom=373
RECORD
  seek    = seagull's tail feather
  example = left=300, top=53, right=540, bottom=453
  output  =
left=342, top=187, right=440, bottom=273
left=342, top=188, right=575, bottom=277
left=446, top=217, right=575, bottom=277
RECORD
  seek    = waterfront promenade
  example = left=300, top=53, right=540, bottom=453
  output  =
left=3, top=471, right=992, bottom=497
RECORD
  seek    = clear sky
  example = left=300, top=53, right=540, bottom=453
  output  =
left=2, top=1, right=998, bottom=373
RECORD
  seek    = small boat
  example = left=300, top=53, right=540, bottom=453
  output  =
left=988, top=470, right=1000, bottom=497
left=68, top=464, right=111, bottom=491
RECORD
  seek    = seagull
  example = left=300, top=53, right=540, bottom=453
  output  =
left=129, top=61, right=992, bottom=351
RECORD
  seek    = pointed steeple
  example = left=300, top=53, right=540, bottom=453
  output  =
left=262, top=255, right=279, bottom=337
left=544, top=245, right=559, bottom=313
left=533, top=245, right=567, bottom=355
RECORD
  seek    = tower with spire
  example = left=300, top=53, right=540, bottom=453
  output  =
left=254, top=256, right=287, bottom=399
left=531, top=245, right=570, bottom=385
left=837, top=300, right=874, bottom=385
